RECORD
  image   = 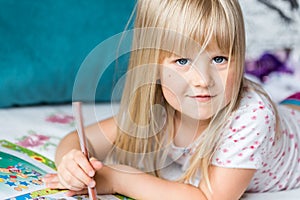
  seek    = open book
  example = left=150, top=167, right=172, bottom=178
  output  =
left=0, top=140, right=132, bottom=200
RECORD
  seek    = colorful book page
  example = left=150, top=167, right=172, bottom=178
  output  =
left=0, top=140, right=132, bottom=200
left=0, top=140, right=58, bottom=199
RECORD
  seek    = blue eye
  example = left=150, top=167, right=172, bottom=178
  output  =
left=212, top=56, right=228, bottom=64
left=176, top=58, right=191, bottom=66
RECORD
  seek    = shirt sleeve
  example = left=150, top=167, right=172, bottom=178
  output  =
left=211, top=101, right=277, bottom=169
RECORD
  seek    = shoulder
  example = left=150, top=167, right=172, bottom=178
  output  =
left=85, top=117, right=118, bottom=146
left=228, top=87, right=277, bottom=140
left=211, top=88, right=277, bottom=168
left=233, top=85, right=276, bottom=122
left=97, top=117, right=118, bottom=143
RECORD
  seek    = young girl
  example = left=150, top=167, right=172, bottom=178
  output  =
left=44, top=0, right=300, bottom=199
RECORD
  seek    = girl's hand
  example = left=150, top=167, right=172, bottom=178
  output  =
left=43, top=173, right=89, bottom=196
left=43, top=149, right=102, bottom=192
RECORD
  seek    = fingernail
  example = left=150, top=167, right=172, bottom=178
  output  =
left=90, top=157, right=96, bottom=161
left=88, top=170, right=95, bottom=177
left=89, top=180, right=95, bottom=188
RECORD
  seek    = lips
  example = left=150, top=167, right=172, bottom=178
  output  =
left=190, top=94, right=216, bottom=102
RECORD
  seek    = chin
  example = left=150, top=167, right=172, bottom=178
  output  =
left=183, top=111, right=213, bottom=121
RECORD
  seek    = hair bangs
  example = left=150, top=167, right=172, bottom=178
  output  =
left=150, top=0, right=237, bottom=62
left=154, top=0, right=213, bottom=61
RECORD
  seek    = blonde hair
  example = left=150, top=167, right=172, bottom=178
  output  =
left=106, top=0, right=279, bottom=191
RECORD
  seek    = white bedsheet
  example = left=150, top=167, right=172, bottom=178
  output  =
left=0, top=103, right=299, bottom=199
left=0, top=103, right=116, bottom=161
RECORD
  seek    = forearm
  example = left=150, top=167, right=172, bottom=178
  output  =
left=97, top=165, right=208, bottom=200
left=55, top=131, right=81, bottom=165
left=117, top=172, right=207, bottom=200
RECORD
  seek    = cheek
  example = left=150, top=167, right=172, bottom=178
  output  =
left=215, top=67, right=235, bottom=107
left=160, top=70, right=185, bottom=111
left=161, top=86, right=178, bottom=104
left=162, top=92, right=183, bottom=114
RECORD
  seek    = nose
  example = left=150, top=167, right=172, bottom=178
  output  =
left=188, top=53, right=216, bottom=87
left=189, top=66, right=214, bottom=87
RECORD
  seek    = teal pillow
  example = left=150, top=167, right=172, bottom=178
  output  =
left=0, top=0, right=135, bottom=107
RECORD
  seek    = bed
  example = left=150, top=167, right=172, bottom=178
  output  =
left=1, top=88, right=300, bottom=200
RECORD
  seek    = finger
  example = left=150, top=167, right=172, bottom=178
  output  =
left=45, top=179, right=65, bottom=189
left=43, top=173, right=57, bottom=180
left=43, top=173, right=67, bottom=189
left=65, top=188, right=88, bottom=197
left=61, top=149, right=94, bottom=176
left=64, top=158, right=95, bottom=187
left=72, top=150, right=96, bottom=177
left=57, top=168, right=87, bottom=191
left=57, top=152, right=95, bottom=189
left=90, top=157, right=103, bottom=170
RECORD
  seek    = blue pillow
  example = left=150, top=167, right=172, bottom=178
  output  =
left=0, top=0, right=135, bottom=107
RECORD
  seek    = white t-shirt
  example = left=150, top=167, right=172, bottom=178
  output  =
left=167, top=88, right=300, bottom=192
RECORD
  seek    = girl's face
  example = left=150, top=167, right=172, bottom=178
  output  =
left=160, top=46, right=235, bottom=121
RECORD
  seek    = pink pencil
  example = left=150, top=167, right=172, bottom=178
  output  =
left=73, top=102, right=98, bottom=200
